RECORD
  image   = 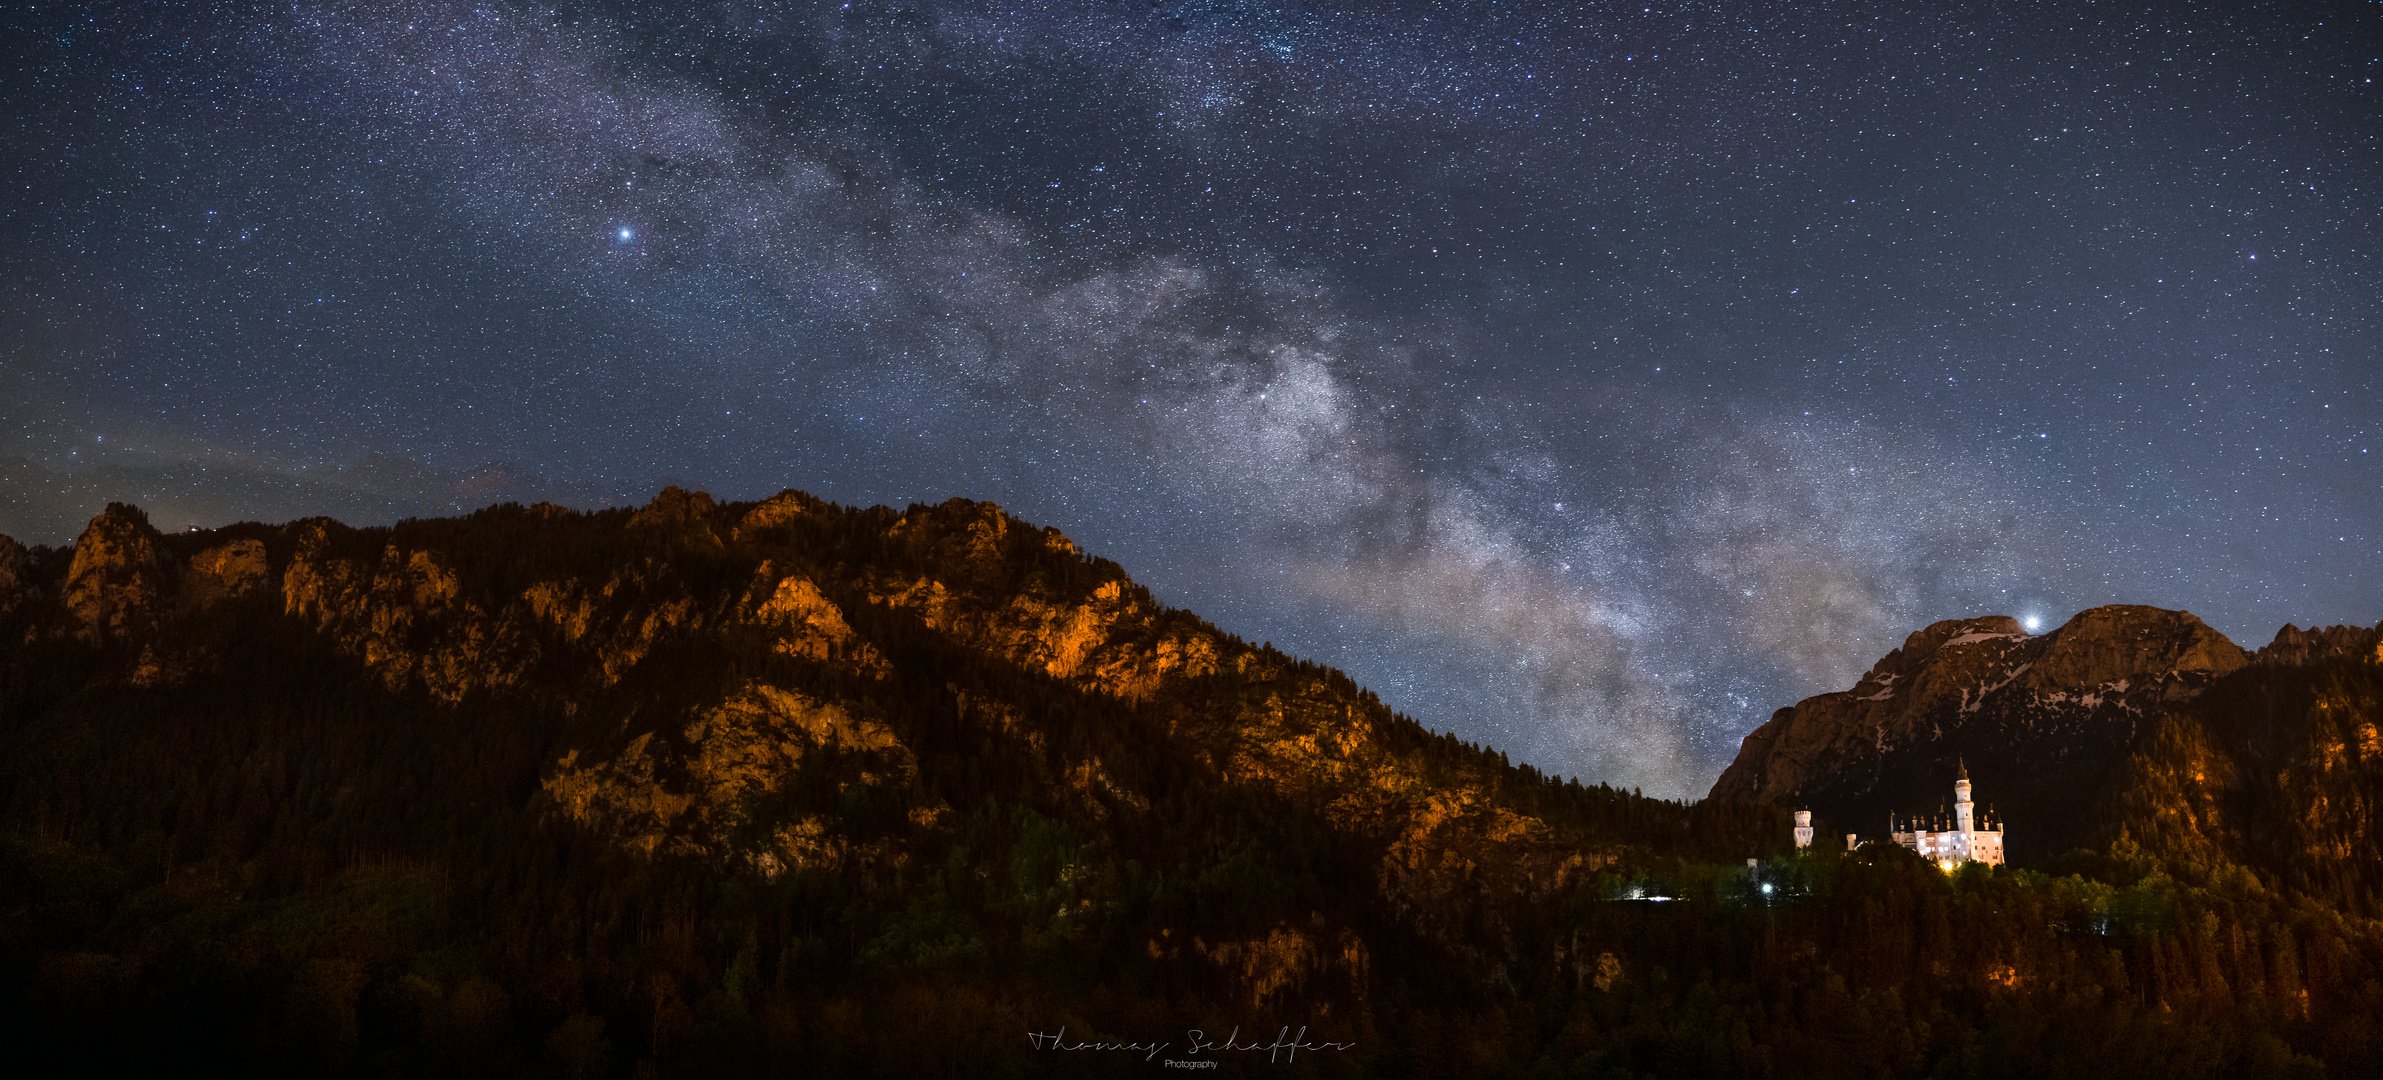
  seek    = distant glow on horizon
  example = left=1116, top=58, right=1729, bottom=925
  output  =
left=2023, top=615, right=2043, bottom=632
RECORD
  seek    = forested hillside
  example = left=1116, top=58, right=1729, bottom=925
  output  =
left=1, top=492, right=2379, bottom=1078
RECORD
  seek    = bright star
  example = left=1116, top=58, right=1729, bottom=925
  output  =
left=617, top=227, right=635, bottom=242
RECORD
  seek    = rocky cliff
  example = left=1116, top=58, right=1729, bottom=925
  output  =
left=2255, top=621, right=2383, bottom=667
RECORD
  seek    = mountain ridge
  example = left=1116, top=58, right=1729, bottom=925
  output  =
left=6, top=492, right=2383, bottom=1078
left=0, top=492, right=1771, bottom=969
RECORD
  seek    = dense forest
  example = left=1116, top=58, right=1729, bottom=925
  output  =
left=1, top=494, right=2378, bottom=1077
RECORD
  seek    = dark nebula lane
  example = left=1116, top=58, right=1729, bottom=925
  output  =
left=4, top=0, right=2377, bottom=796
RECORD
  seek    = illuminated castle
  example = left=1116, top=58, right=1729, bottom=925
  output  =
left=1795, top=762, right=2006, bottom=869
left=1887, top=761, right=2004, bottom=868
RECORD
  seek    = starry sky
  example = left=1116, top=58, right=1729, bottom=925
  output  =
left=4, top=0, right=2378, bottom=796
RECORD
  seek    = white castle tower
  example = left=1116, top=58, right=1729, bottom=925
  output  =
left=1793, top=809, right=1815, bottom=850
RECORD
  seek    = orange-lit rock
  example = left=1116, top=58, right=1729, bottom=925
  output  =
left=284, top=522, right=538, bottom=703
left=749, top=565, right=887, bottom=674
left=64, top=504, right=168, bottom=639
left=545, top=682, right=917, bottom=873
left=183, top=538, right=271, bottom=609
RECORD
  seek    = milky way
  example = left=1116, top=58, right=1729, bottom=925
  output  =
left=5, top=0, right=2377, bottom=796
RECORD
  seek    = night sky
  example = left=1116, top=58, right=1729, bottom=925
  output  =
left=5, top=0, right=2377, bottom=796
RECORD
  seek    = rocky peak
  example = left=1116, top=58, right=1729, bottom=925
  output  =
left=2255, top=622, right=2383, bottom=667
left=1840, top=615, right=2031, bottom=712
left=63, top=503, right=169, bottom=640
left=732, top=489, right=831, bottom=540
left=182, top=539, right=272, bottom=610
left=887, top=499, right=1015, bottom=575
left=1899, top=614, right=2027, bottom=660
left=2018, top=604, right=2246, bottom=692
left=629, top=486, right=725, bottom=547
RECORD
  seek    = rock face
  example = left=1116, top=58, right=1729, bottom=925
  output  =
left=181, top=539, right=271, bottom=609
left=62, top=504, right=170, bottom=640
left=281, top=518, right=542, bottom=704
left=545, top=681, right=923, bottom=873
left=2255, top=622, right=2383, bottom=667
left=1712, top=604, right=2251, bottom=859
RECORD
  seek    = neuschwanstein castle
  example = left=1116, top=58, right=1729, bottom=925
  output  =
left=1794, top=762, right=2005, bottom=869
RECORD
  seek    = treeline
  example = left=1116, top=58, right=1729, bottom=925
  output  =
left=8, top=809, right=2381, bottom=1078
